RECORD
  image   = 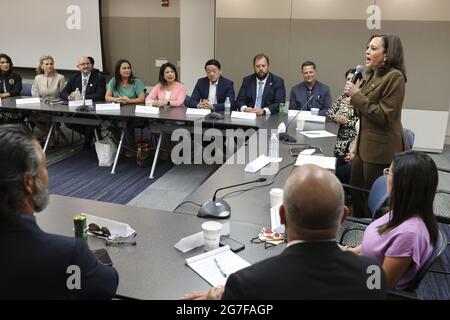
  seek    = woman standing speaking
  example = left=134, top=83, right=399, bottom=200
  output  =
left=344, top=34, right=407, bottom=217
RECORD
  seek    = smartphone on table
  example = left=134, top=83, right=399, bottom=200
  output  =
left=219, top=236, right=245, bottom=253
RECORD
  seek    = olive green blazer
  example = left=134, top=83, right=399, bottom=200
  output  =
left=351, top=68, right=406, bottom=164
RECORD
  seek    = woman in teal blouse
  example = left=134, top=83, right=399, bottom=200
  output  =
left=105, top=59, right=145, bottom=104
left=105, top=59, right=145, bottom=157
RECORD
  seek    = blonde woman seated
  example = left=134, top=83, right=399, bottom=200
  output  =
left=348, top=151, right=439, bottom=289
left=105, top=59, right=145, bottom=104
left=30, top=55, right=65, bottom=142
left=145, top=62, right=185, bottom=108
left=33, top=55, right=65, bottom=98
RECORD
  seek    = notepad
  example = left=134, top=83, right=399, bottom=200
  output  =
left=185, top=245, right=250, bottom=287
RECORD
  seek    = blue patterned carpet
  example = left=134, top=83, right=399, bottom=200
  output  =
left=48, top=150, right=173, bottom=204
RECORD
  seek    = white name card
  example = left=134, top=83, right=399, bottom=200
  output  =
left=68, top=100, right=93, bottom=107
left=186, top=108, right=211, bottom=116
left=288, top=110, right=326, bottom=123
left=16, top=97, right=41, bottom=105
left=95, top=103, right=121, bottom=111
left=135, top=105, right=160, bottom=114
left=244, top=154, right=271, bottom=173
left=231, top=111, right=257, bottom=120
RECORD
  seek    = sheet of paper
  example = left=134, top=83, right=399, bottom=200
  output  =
left=186, top=246, right=251, bottom=287
left=84, top=214, right=135, bottom=238
left=300, top=148, right=316, bottom=155
left=295, top=155, right=336, bottom=170
left=300, top=130, right=336, bottom=138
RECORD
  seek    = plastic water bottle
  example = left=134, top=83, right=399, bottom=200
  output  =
left=270, top=133, right=279, bottom=158
left=224, top=97, right=231, bottom=115
left=74, top=88, right=82, bottom=101
left=279, top=102, right=285, bottom=114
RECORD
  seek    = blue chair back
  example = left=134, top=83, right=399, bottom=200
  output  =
left=368, top=175, right=389, bottom=220
left=403, top=128, right=415, bottom=150
left=405, top=228, right=448, bottom=291
left=20, top=83, right=32, bottom=96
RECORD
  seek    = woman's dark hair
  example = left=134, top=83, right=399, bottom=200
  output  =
left=113, top=59, right=135, bottom=91
left=345, top=68, right=356, bottom=79
left=367, top=34, right=407, bottom=82
left=0, top=53, right=13, bottom=74
left=0, top=125, right=42, bottom=223
left=158, top=62, right=178, bottom=86
left=378, top=151, right=438, bottom=245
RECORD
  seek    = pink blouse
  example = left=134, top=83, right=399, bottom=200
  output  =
left=145, top=81, right=186, bottom=107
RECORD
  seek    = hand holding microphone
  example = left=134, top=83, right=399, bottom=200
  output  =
left=344, top=64, right=364, bottom=97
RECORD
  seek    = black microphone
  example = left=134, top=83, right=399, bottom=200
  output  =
left=76, top=94, right=93, bottom=112
left=351, top=65, right=364, bottom=84
left=198, top=177, right=267, bottom=219
left=279, top=94, right=315, bottom=142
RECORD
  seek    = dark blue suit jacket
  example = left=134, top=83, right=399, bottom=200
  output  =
left=0, top=215, right=119, bottom=299
left=187, top=76, right=235, bottom=111
left=236, top=73, right=286, bottom=114
left=222, top=241, right=386, bottom=299
left=289, top=81, right=332, bottom=116
left=60, top=70, right=106, bottom=102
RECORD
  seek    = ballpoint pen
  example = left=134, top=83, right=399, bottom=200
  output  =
left=214, top=258, right=227, bottom=278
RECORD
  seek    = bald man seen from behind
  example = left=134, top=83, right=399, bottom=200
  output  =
left=183, top=164, right=386, bottom=300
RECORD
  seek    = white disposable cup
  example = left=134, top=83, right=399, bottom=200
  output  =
left=311, top=108, right=319, bottom=116
left=270, top=188, right=284, bottom=208
left=297, top=118, right=305, bottom=131
left=202, top=221, right=223, bottom=251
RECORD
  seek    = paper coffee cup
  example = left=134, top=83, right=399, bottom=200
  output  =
left=202, top=221, right=222, bottom=251
left=297, top=118, right=305, bottom=131
left=269, top=188, right=284, bottom=208
left=311, top=108, right=319, bottom=116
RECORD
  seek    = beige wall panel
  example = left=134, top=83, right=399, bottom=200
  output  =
left=102, top=0, right=180, bottom=18
left=217, top=0, right=450, bottom=21
left=102, top=17, right=180, bottom=85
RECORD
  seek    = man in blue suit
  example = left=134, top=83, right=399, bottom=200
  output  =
left=0, top=125, right=119, bottom=299
left=187, top=59, right=235, bottom=111
left=289, top=61, right=332, bottom=116
left=236, top=53, right=286, bottom=115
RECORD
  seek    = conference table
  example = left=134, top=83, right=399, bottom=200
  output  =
left=37, top=195, right=284, bottom=300
left=3, top=96, right=340, bottom=299
left=184, top=115, right=339, bottom=226
left=0, top=96, right=268, bottom=177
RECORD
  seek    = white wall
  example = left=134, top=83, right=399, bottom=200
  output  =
left=180, top=0, right=215, bottom=94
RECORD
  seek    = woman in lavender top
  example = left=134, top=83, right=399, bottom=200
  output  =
left=349, top=151, right=438, bottom=289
